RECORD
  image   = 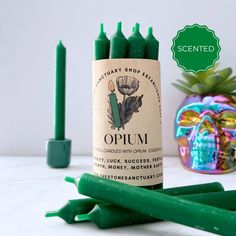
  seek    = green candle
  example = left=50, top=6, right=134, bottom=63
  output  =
left=127, top=23, right=146, bottom=58
left=45, top=198, right=102, bottom=224
left=46, top=40, right=71, bottom=168
left=72, top=173, right=236, bottom=235
left=108, top=80, right=121, bottom=129
left=75, top=190, right=236, bottom=229
left=145, top=27, right=159, bottom=60
left=94, top=23, right=110, bottom=60
left=49, top=181, right=222, bottom=225
left=109, top=22, right=128, bottom=58
left=54, top=40, right=66, bottom=140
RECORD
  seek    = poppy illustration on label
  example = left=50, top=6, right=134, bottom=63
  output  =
left=107, top=76, right=143, bottom=130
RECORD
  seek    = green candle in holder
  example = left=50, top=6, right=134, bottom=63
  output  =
left=46, top=40, right=71, bottom=168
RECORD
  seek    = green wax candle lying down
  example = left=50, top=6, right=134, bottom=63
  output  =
left=45, top=198, right=102, bottom=224
left=70, top=173, right=236, bottom=235
left=75, top=190, right=236, bottom=229
left=47, top=181, right=223, bottom=224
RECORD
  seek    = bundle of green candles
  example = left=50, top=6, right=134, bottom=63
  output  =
left=92, top=22, right=162, bottom=190
left=45, top=173, right=236, bottom=235
left=94, top=22, right=159, bottom=60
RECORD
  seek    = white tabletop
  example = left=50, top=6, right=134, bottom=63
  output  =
left=1, top=156, right=236, bottom=236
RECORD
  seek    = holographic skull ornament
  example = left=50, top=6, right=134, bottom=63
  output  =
left=175, top=95, right=236, bottom=173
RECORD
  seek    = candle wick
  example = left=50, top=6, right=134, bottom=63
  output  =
left=45, top=211, right=60, bottom=217
left=117, top=21, right=122, bottom=32
left=64, top=176, right=76, bottom=184
left=75, top=214, right=90, bottom=222
left=100, top=23, right=104, bottom=34
left=148, top=27, right=153, bottom=35
left=134, top=23, right=140, bottom=32
left=58, top=40, right=65, bottom=49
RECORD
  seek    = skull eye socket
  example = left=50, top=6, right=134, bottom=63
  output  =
left=178, top=110, right=200, bottom=127
left=218, top=111, right=236, bottom=129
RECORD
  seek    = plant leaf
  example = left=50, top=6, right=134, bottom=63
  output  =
left=216, top=83, right=236, bottom=94
left=123, top=95, right=143, bottom=125
left=218, top=68, right=232, bottom=79
left=172, top=83, right=193, bottom=95
left=215, top=82, right=236, bottom=92
left=182, top=72, right=199, bottom=85
left=191, top=84, right=210, bottom=94
left=225, top=76, right=236, bottom=83
left=194, top=64, right=219, bottom=82
left=176, top=79, right=192, bottom=89
left=204, top=75, right=226, bottom=87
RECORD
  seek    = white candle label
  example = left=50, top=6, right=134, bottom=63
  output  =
left=92, top=59, right=163, bottom=186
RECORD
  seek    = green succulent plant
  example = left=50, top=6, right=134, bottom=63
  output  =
left=172, top=63, right=236, bottom=96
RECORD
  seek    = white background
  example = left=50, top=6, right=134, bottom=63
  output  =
left=0, top=0, right=236, bottom=156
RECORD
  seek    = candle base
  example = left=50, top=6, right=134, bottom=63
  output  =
left=46, top=139, right=71, bottom=168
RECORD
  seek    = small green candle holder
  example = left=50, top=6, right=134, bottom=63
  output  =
left=46, top=139, right=71, bottom=168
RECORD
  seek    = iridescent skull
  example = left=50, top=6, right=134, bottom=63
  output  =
left=175, top=95, right=236, bottom=173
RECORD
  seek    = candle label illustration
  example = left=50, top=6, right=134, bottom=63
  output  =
left=92, top=59, right=162, bottom=186
left=107, top=77, right=143, bottom=130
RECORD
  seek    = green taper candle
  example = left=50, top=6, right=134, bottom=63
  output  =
left=94, top=23, right=110, bottom=60
left=127, top=23, right=145, bottom=58
left=55, top=41, right=66, bottom=140
left=45, top=198, right=102, bottom=224
left=70, top=173, right=236, bottom=235
left=75, top=190, right=236, bottom=229
left=55, top=181, right=223, bottom=225
left=46, top=41, right=71, bottom=168
left=145, top=27, right=159, bottom=60
left=109, top=22, right=128, bottom=58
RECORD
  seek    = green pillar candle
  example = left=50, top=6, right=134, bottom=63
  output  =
left=109, top=22, right=128, bottom=58
left=75, top=190, right=236, bottom=229
left=54, top=41, right=66, bottom=140
left=45, top=198, right=102, bottom=224
left=127, top=23, right=146, bottom=58
left=108, top=80, right=121, bottom=129
left=72, top=173, right=236, bottom=235
left=50, top=181, right=222, bottom=225
left=94, top=23, right=110, bottom=60
left=145, top=27, right=159, bottom=60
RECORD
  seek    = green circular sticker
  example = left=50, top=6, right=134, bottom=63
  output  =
left=171, top=24, right=221, bottom=73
